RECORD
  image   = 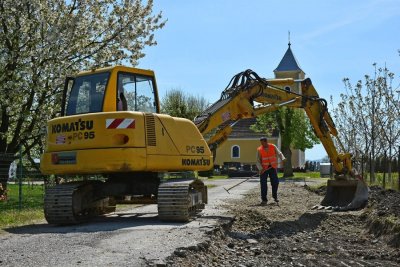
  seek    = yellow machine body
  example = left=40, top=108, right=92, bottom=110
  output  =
left=41, top=66, right=212, bottom=175
left=41, top=112, right=212, bottom=174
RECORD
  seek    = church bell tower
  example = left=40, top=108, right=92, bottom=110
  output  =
left=273, top=37, right=306, bottom=168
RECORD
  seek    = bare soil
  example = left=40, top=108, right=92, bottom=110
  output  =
left=166, top=181, right=400, bottom=266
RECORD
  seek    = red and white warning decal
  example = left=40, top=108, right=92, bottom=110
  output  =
left=106, top=118, right=135, bottom=129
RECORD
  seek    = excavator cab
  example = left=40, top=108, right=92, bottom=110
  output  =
left=61, top=66, right=160, bottom=116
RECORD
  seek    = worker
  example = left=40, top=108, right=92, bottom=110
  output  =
left=256, top=137, right=286, bottom=205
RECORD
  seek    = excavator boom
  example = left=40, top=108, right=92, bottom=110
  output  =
left=194, top=69, right=368, bottom=210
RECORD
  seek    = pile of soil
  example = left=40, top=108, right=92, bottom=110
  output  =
left=363, top=186, right=400, bottom=247
left=166, top=182, right=400, bottom=266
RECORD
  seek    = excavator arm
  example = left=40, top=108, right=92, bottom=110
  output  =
left=195, top=70, right=368, bottom=210
left=195, top=70, right=350, bottom=176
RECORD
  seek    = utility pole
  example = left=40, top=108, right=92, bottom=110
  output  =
left=397, top=91, right=400, bottom=191
left=370, top=68, right=377, bottom=183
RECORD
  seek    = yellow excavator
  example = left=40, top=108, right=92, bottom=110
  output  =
left=40, top=66, right=368, bottom=224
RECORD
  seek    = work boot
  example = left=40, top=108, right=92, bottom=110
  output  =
left=274, top=198, right=279, bottom=203
left=260, top=200, right=268, bottom=206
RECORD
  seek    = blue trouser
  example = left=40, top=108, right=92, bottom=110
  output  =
left=260, top=167, right=279, bottom=201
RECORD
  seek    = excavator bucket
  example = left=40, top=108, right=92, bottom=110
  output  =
left=320, top=179, right=369, bottom=211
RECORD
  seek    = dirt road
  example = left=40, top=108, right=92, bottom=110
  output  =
left=1, top=178, right=399, bottom=266
left=168, top=180, right=400, bottom=267
left=0, top=178, right=258, bottom=266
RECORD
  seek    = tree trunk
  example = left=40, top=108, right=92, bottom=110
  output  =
left=0, top=156, right=14, bottom=200
left=282, top=146, right=293, bottom=177
left=398, top=146, right=400, bottom=191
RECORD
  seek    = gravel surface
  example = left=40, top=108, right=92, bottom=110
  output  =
left=1, top=179, right=399, bottom=267
left=167, top=181, right=400, bottom=267
left=0, top=178, right=259, bottom=267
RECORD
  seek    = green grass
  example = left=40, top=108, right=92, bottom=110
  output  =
left=365, top=172, right=399, bottom=190
left=0, top=184, right=45, bottom=228
left=0, top=209, right=44, bottom=229
left=200, top=172, right=325, bottom=182
left=201, top=171, right=324, bottom=180
left=205, top=175, right=229, bottom=180
left=279, top=171, right=322, bottom=179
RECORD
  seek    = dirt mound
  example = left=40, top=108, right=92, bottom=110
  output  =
left=367, top=186, right=400, bottom=217
left=363, top=186, right=400, bottom=247
left=167, top=182, right=400, bottom=266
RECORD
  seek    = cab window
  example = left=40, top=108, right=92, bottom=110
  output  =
left=66, top=72, right=109, bottom=115
left=117, top=72, right=157, bottom=113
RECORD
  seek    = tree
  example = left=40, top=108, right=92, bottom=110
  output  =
left=0, top=0, right=165, bottom=192
left=186, top=95, right=209, bottom=121
left=160, top=90, right=188, bottom=118
left=333, top=63, right=400, bottom=182
left=161, top=89, right=209, bottom=120
left=251, top=107, right=320, bottom=177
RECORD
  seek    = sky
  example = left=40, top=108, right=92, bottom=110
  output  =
left=138, top=0, right=400, bottom=161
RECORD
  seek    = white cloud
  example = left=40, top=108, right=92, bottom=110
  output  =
left=301, top=0, right=400, bottom=41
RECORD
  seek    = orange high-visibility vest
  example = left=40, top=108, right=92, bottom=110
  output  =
left=258, top=144, right=278, bottom=169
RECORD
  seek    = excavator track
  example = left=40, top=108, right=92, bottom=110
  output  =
left=44, top=181, right=110, bottom=225
left=157, top=179, right=207, bottom=222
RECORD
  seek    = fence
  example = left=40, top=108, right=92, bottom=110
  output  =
left=357, top=154, right=400, bottom=190
left=0, top=153, right=46, bottom=211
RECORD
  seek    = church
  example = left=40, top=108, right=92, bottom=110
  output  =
left=213, top=42, right=306, bottom=172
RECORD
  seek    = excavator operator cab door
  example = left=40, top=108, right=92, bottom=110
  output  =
left=117, top=72, right=158, bottom=113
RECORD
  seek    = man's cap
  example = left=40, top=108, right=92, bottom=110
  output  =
left=259, top=137, right=267, bottom=141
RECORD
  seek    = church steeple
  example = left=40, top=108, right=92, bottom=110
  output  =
left=273, top=36, right=305, bottom=93
left=274, top=43, right=303, bottom=73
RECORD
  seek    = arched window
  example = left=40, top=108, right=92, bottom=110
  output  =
left=231, top=145, right=240, bottom=158
left=285, top=86, right=291, bottom=92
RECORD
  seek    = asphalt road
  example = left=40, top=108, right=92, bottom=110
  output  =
left=0, top=177, right=260, bottom=267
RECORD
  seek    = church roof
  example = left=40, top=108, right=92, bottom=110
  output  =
left=274, top=43, right=303, bottom=72
left=227, top=118, right=279, bottom=139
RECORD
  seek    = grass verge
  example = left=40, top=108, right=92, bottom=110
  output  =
left=0, top=209, right=44, bottom=229
left=0, top=184, right=45, bottom=229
